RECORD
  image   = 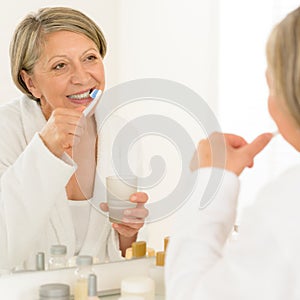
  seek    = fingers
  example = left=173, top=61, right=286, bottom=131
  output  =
left=39, top=107, right=86, bottom=157
left=99, top=202, right=109, bottom=212
left=223, top=133, right=248, bottom=148
left=110, top=193, right=148, bottom=238
left=247, top=133, right=273, bottom=157
left=75, top=106, right=86, bottom=112
left=193, top=131, right=273, bottom=175
left=124, top=206, right=149, bottom=219
left=113, top=223, right=143, bottom=238
left=130, top=192, right=148, bottom=203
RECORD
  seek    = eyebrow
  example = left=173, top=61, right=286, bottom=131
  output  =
left=47, top=47, right=99, bottom=64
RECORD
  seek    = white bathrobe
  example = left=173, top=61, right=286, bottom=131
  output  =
left=165, top=166, right=300, bottom=299
left=0, top=95, right=144, bottom=271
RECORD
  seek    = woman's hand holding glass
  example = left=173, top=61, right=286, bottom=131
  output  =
left=100, top=192, right=149, bottom=238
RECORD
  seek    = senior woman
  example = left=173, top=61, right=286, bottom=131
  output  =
left=0, top=6, right=147, bottom=271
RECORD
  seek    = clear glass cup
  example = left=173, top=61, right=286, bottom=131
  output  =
left=106, top=175, right=138, bottom=223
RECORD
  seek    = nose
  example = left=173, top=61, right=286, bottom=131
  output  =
left=70, top=62, right=90, bottom=85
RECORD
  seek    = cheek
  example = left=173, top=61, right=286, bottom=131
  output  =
left=267, top=94, right=286, bottom=133
left=95, top=64, right=105, bottom=90
left=267, top=94, right=276, bottom=121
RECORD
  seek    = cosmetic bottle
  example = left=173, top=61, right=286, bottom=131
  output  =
left=118, top=297, right=144, bottom=300
left=36, top=252, right=45, bottom=271
left=132, top=241, right=147, bottom=258
left=39, top=283, right=70, bottom=300
left=88, top=273, right=99, bottom=300
left=74, top=255, right=95, bottom=300
left=48, top=245, right=67, bottom=270
left=148, top=251, right=165, bottom=296
left=121, top=276, right=155, bottom=300
left=164, top=236, right=169, bottom=252
left=125, top=246, right=155, bottom=259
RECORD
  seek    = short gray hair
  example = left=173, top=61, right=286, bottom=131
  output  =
left=9, top=6, right=107, bottom=100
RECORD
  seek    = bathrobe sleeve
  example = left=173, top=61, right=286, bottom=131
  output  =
left=0, top=103, right=76, bottom=270
left=165, top=167, right=299, bottom=299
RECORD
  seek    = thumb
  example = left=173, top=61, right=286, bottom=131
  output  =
left=100, top=202, right=109, bottom=212
left=247, top=132, right=273, bottom=158
left=75, top=106, right=86, bottom=113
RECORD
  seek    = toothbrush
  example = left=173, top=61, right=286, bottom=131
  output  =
left=83, top=89, right=103, bottom=117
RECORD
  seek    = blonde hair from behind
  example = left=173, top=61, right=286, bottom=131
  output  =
left=9, top=6, right=107, bottom=101
left=266, top=6, right=300, bottom=126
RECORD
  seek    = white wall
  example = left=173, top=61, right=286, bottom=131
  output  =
left=116, top=0, right=219, bottom=112
left=218, top=0, right=300, bottom=219
left=115, top=0, right=220, bottom=250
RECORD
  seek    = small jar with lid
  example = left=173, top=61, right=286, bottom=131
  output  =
left=74, top=255, right=95, bottom=300
left=39, top=283, right=70, bottom=300
left=48, top=245, right=67, bottom=270
left=121, top=276, right=155, bottom=300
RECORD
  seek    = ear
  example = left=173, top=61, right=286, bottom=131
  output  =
left=20, top=70, right=42, bottom=98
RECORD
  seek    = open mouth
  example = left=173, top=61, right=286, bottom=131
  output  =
left=67, top=89, right=94, bottom=100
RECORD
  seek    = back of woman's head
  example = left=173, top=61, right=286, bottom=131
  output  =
left=266, top=6, right=300, bottom=126
left=10, top=6, right=107, bottom=100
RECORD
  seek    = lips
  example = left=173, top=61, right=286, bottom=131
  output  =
left=67, top=89, right=93, bottom=105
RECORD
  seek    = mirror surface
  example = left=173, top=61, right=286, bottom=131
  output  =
left=0, top=0, right=219, bottom=273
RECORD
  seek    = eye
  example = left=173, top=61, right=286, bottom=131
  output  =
left=86, top=55, right=97, bottom=62
left=53, top=62, right=66, bottom=70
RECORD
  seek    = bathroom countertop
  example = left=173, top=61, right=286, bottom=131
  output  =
left=101, top=294, right=165, bottom=299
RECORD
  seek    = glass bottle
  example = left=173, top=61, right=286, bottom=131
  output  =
left=48, top=245, right=67, bottom=270
left=74, top=255, right=94, bottom=300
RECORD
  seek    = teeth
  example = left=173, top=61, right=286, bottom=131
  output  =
left=68, top=91, right=90, bottom=100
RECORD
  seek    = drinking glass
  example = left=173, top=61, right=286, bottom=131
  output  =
left=106, top=175, right=138, bottom=223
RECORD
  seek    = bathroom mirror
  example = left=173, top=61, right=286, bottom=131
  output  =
left=0, top=0, right=219, bottom=273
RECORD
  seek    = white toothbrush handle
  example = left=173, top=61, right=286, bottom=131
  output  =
left=83, top=89, right=103, bottom=117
